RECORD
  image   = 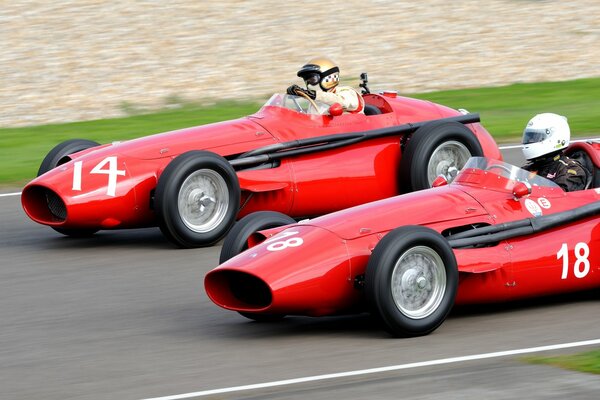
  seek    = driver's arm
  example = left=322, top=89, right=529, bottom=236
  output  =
left=315, top=87, right=361, bottom=112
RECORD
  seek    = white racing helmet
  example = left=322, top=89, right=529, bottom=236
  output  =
left=521, top=113, right=570, bottom=160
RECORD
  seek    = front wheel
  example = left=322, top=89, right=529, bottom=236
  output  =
left=155, top=151, right=240, bottom=248
left=219, top=211, right=296, bottom=264
left=400, top=121, right=483, bottom=192
left=365, top=226, right=458, bottom=337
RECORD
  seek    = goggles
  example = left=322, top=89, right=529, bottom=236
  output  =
left=304, top=73, right=320, bottom=86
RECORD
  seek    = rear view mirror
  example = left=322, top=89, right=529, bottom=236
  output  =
left=329, top=103, right=343, bottom=117
left=512, top=181, right=532, bottom=199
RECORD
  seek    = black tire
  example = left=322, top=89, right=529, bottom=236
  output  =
left=219, top=211, right=296, bottom=264
left=37, top=139, right=101, bottom=176
left=38, top=139, right=101, bottom=237
left=399, top=121, right=483, bottom=192
left=365, top=226, right=458, bottom=337
left=155, top=150, right=240, bottom=248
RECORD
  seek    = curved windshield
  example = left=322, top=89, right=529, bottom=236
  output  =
left=454, top=157, right=561, bottom=190
left=262, top=93, right=330, bottom=115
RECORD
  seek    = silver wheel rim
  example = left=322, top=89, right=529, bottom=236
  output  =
left=391, top=246, right=446, bottom=319
left=427, top=140, right=471, bottom=185
left=177, top=169, right=229, bottom=233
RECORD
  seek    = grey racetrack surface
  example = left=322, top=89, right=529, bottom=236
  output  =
left=1, top=147, right=599, bottom=400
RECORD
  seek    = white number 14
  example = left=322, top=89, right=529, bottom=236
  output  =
left=72, top=156, right=125, bottom=197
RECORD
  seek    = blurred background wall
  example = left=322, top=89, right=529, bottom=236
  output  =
left=1, top=0, right=598, bottom=127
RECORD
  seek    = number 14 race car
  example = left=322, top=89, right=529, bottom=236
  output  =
left=205, top=141, right=600, bottom=337
left=21, top=86, right=500, bottom=247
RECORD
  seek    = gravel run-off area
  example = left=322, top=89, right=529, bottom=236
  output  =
left=1, top=0, right=599, bottom=127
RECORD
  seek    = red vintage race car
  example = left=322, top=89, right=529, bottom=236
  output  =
left=21, top=88, right=501, bottom=248
left=205, top=141, right=600, bottom=337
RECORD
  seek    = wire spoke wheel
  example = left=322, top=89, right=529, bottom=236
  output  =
left=399, top=121, right=483, bottom=192
left=366, top=226, right=458, bottom=337
left=427, top=140, right=471, bottom=185
left=391, top=246, right=447, bottom=319
left=155, top=151, right=240, bottom=248
left=178, top=169, right=230, bottom=233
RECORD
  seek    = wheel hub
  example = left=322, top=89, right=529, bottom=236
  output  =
left=391, top=246, right=447, bottom=319
left=428, top=140, right=471, bottom=185
left=178, top=169, right=229, bottom=233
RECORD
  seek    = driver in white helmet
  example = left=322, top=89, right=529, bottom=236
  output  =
left=522, top=113, right=589, bottom=192
left=286, top=57, right=365, bottom=114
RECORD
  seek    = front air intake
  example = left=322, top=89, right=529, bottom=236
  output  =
left=205, top=270, right=272, bottom=310
left=22, top=186, right=67, bottom=223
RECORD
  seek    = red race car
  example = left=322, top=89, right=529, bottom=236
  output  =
left=22, top=86, right=500, bottom=248
left=205, top=141, right=600, bottom=337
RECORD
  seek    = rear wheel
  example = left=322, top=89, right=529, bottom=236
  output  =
left=38, top=139, right=101, bottom=237
left=365, top=226, right=458, bottom=337
left=219, top=211, right=296, bottom=264
left=155, top=151, right=240, bottom=248
left=400, top=121, right=482, bottom=192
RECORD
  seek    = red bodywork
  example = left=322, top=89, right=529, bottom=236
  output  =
left=205, top=147, right=600, bottom=317
left=21, top=93, right=500, bottom=232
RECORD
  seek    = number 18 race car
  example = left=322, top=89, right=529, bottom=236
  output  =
left=205, top=141, right=600, bottom=337
left=21, top=86, right=500, bottom=248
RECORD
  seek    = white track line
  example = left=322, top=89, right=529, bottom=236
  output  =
left=0, top=192, right=21, bottom=197
left=142, top=338, right=600, bottom=400
left=499, top=139, right=594, bottom=150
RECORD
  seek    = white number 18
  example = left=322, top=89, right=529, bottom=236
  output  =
left=557, top=242, right=590, bottom=279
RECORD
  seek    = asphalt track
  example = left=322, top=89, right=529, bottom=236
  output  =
left=1, top=146, right=599, bottom=400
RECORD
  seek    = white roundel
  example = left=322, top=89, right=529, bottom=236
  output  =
left=525, top=198, right=543, bottom=217
left=537, top=197, right=551, bottom=209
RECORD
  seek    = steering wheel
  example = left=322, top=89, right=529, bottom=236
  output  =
left=295, top=90, right=320, bottom=114
left=486, top=164, right=513, bottom=177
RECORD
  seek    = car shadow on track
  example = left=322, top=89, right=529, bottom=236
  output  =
left=449, top=289, right=598, bottom=318
left=181, top=289, right=599, bottom=340
left=28, top=227, right=177, bottom=250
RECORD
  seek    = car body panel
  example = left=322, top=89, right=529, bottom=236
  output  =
left=206, top=155, right=600, bottom=318
left=22, top=92, right=501, bottom=236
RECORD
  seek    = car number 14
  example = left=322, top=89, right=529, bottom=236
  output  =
left=557, top=242, right=590, bottom=279
left=72, top=156, right=126, bottom=197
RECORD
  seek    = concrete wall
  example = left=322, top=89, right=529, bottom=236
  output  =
left=1, top=0, right=598, bottom=127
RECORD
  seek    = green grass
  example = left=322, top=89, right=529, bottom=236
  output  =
left=0, top=101, right=262, bottom=186
left=1, top=77, right=599, bottom=186
left=523, top=349, right=600, bottom=375
left=410, top=78, right=600, bottom=139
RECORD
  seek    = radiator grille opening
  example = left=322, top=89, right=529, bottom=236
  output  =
left=45, top=190, right=67, bottom=221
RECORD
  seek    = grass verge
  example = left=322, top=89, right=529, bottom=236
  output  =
left=1, top=77, right=599, bottom=186
left=523, top=349, right=600, bottom=375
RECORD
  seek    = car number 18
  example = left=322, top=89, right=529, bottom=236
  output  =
left=557, top=242, right=590, bottom=279
left=264, top=231, right=303, bottom=252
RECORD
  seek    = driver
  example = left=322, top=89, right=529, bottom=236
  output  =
left=286, top=57, right=365, bottom=114
left=521, top=113, right=589, bottom=192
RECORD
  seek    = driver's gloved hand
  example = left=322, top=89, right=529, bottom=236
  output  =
left=286, top=84, right=316, bottom=100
